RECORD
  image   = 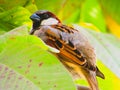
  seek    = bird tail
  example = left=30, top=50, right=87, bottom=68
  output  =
left=83, top=70, right=99, bottom=90
left=96, top=67, right=105, bottom=79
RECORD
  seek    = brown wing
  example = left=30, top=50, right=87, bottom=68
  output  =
left=42, top=24, right=96, bottom=71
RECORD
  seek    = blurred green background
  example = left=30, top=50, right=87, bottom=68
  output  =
left=0, top=0, right=120, bottom=90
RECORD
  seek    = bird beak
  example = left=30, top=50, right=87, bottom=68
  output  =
left=30, top=14, right=40, bottom=22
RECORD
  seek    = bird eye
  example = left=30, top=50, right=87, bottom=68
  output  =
left=43, top=14, right=49, bottom=19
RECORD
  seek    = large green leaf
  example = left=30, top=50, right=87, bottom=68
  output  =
left=0, top=0, right=27, bottom=11
left=100, top=0, right=120, bottom=24
left=0, top=26, right=76, bottom=90
left=0, top=63, right=40, bottom=90
left=0, top=7, right=31, bottom=34
left=34, top=0, right=63, bottom=14
left=80, top=0, right=106, bottom=32
left=34, top=0, right=82, bottom=24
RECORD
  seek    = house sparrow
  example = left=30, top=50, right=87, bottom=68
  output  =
left=30, top=10, right=105, bottom=90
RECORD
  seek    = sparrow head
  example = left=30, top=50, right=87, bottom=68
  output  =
left=30, top=10, right=61, bottom=27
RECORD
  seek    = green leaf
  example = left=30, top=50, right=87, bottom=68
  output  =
left=25, top=4, right=38, bottom=13
left=0, top=25, right=29, bottom=53
left=0, top=63, right=41, bottom=90
left=0, top=26, right=76, bottom=90
left=62, top=8, right=80, bottom=24
left=0, top=0, right=28, bottom=10
left=80, top=0, right=106, bottom=32
left=34, top=0, right=63, bottom=14
left=100, top=0, right=120, bottom=24
left=0, top=7, right=31, bottom=34
left=34, top=0, right=82, bottom=24
left=57, top=0, right=82, bottom=24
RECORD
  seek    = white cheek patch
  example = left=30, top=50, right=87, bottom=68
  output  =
left=41, top=18, right=59, bottom=25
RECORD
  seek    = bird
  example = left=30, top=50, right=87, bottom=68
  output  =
left=29, top=10, right=105, bottom=90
